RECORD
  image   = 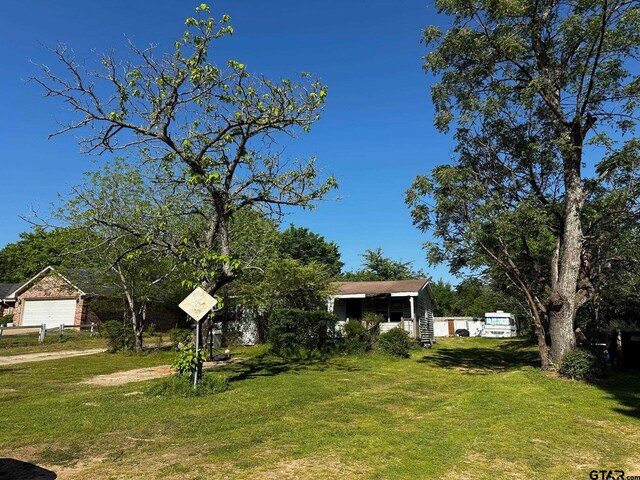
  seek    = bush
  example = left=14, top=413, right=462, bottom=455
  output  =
left=172, top=343, right=206, bottom=379
left=0, top=314, right=14, bottom=326
left=376, top=328, right=414, bottom=358
left=145, top=373, right=229, bottom=398
left=168, top=327, right=192, bottom=350
left=342, top=319, right=372, bottom=354
left=362, top=312, right=382, bottom=336
left=101, top=320, right=135, bottom=352
left=559, top=348, right=606, bottom=381
left=268, top=308, right=339, bottom=357
left=146, top=323, right=157, bottom=337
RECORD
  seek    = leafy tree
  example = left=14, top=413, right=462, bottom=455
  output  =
left=407, top=0, right=640, bottom=367
left=236, top=257, right=335, bottom=342
left=430, top=279, right=457, bottom=316
left=578, top=212, right=640, bottom=338
left=0, top=227, right=83, bottom=282
left=278, top=225, right=343, bottom=277
left=342, top=248, right=423, bottom=281
left=59, top=159, right=189, bottom=351
left=431, top=278, right=508, bottom=317
left=32, top=4, right=336, bottom=296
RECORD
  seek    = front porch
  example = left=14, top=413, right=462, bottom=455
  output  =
left=330, top=294, right=420, bottom=339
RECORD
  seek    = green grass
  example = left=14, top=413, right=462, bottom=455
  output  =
left=0, top=337, right=638, bottom=479
left=0, top=332, right=108, bottom=356
left=0, top=331, right=175, bottom=356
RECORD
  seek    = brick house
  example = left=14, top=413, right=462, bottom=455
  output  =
left=0, top=266, right=99, bottom=328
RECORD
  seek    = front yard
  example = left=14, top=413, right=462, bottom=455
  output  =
left=0, top=337, right=638, bottom=479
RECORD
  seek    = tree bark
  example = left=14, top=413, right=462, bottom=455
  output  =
left=116, top=266, right=144, bottom=352
left=548, top=124, right=584, bottom=364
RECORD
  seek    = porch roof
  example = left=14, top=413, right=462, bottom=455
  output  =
left=333, top=279, right=429, bottom=298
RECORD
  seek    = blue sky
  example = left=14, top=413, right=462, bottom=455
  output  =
left=0, top=1, right=459, bottom=283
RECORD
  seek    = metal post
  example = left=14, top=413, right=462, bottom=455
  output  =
left=59, top=324, right=64, bottom=337
left=208, top=314, right=215, bottom=361
left=193, top=320, right=201, bottom=388
left=39, top=324, right=46, bottom=343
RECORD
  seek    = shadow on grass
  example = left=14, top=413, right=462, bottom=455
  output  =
left=0, top=458, right=57, bottom=479
left=418, top=339, right=540, bottom=373
left=217, top=354, right=361, bottom=384
left=595, top=370, right=640, bottom=419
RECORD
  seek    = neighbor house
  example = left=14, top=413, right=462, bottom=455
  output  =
left=0, top=282, right=22, bottom=317
left=0, top=266, right=100, bottom=328
left=328, top=279, right=435, bottom=345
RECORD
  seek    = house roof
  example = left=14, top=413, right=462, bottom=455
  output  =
left=334, top=279, right=430, bottom=297
left=5, top=266, right=86, bottom=299
left=0, top=283, right=22, bottom=300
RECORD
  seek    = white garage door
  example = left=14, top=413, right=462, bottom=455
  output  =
left=21, top=299, right=77, bottom=328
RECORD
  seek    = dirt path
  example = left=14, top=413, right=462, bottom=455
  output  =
left=0, top=348, right=107, bottom=366
left=82, top=357, right=247, bottom=386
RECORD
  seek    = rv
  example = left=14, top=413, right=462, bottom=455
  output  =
left=482, top=311, right=517, bottom=338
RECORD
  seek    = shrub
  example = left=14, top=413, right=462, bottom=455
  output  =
left=146, top=323, right=157, bottom=337
left=559, top=348, right=606, bottom=381
left=101, top=320, right=135, bottom=352
left=168, top=327, right=192, bottom=350
left=376, top=328, right=413, bottom=358
left=342, top=319, right=372, bottom=354
left=145, top=373, right=229, bottom=398
left=268, top=308, right=339, bottom=357
left=172, top=343, right=206, bottom=379
left=0, top=314, right=14, bottom=326
left=362, top=312, right=383, bottom=338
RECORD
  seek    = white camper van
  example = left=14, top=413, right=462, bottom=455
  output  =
left=482, top=311, right=517, bottom=338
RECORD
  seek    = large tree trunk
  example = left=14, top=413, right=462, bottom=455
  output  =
left=548, top=126, right=584, bottom=364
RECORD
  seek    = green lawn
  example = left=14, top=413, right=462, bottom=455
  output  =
left=0, top=337, right=638, bottom=479
left=0, top=332, right=108, bottom=356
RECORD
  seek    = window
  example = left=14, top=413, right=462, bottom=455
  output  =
left=485, top=316, right=512, bottom=326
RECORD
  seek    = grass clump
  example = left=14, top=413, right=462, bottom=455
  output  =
left=146, top=373, right=229, bottom=398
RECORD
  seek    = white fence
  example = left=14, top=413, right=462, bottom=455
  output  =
left=433, top=318, right=485, bottom=337
left=0, top=323, right=98, bottom=343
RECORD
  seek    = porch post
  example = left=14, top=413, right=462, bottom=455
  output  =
left=410, top=297, right=417, bottom=339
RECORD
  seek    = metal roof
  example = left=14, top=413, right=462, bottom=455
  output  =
left=334, top=279, right=429, bottom=296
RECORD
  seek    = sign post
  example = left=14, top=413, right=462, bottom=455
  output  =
left=178, top=287, right=218, bottom=387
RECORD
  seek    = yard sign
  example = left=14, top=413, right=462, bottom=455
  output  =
left=179, top=287, right=218, bottom=321
left=178, top=287, right=218, bottom=387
